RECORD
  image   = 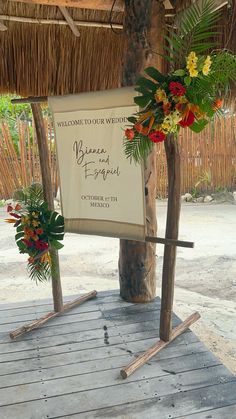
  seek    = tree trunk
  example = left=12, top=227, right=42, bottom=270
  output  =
left=31, top=103, right=63, bottom=312
left=119, top=0, right=165, bottom=302
left=160, top=134, right=181, bottom=341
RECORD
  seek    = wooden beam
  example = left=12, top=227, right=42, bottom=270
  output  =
left=59, top=6, right=80, bottom=36
left=0, top=14, right=123, bottom=29
left=8, top=0, right=124, bottom=12
left=10, top=290, right=97, bottom=339
left=120, top=311, right=201, bottom=379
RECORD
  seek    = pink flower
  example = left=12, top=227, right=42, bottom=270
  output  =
left=148, top=131, right=166, bottom=143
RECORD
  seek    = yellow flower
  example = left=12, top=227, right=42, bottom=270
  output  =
left=155, top=88, right=168, bottom=104
left=202, top=55, right=212, bottom=75
left=41, top=252, right=51, bottom=265
left=21, top=216, right=30, bottom=225
left=32, top=212, right=39, bottom=218
left=161, top=112, right=180, bottom=133
left=189, top=68, right=198, bottom=78
left=187, top=51, right=198, bottom=78
left=187, top=51, right=198, bottom=64
left=32, top=220, right=39, bottom=227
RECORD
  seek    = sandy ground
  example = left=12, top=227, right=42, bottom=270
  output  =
left=0, top=202, right=235, bottom=374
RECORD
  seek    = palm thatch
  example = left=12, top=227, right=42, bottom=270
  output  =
left=0, top=1, right=235, bottom=100
left=0, top=1, right=125, bottom=96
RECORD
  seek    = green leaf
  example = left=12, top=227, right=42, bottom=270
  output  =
left=16, top=224, right=24, bottom=233
left=173, top=69, right=186, bottom=76
left=50, top=239, right=64, bottom=250
left=190, top=119, right=208, bottom=133
left=15, top=232, right=24, bottom=241
left=127, top=116, right=137, bottom=124
left=136, top=77, right=157, bottom=92
left=134, top=95, right=152, bottom=109
left=184, top=76, right=192, bottom=86
left=144, top=67, right=166, bottom=83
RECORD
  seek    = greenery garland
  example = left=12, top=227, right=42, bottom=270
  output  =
left=124, top=0, right=236, bottom=163
left=5, top=183, right=64, bottom=283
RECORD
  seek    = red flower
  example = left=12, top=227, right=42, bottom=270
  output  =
left=178, top=111, right=195, bottom=127
left=163, top=102, right=171, bottom=115
left=148, top=131, right=166, bottom=143
left=35, top=241, right=49, bottom=251
left=36, top=228, right=44, bottom=235
left=125, top=128, right=135, bottom=141
left=169, top=81, right=186, bottom=97
left=7, top=204, right=13, bottom=213
left=22, top=239, right=34, bottom=248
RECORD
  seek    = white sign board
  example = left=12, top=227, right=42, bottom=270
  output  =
left=49, top=87, right=146, bottom=241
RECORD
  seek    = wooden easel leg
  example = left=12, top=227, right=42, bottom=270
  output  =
left=31, top=103, right=63, bottom=312
left=160, top=134, right=181, bottom=341
left=119, top=134, right=199, bottom=379
left=10, top=290, right=97, bottom=339
left=120, top=311, right=200, bottom=379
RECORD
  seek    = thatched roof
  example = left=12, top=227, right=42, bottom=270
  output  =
left=0, top=1, right=125, bottom=96
left=0, top=0, right=235, bottom=97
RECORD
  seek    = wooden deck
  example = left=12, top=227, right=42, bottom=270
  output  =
left=0, top=290, right=236, bottom=419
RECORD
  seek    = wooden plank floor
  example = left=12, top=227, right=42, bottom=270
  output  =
left=0, top=290, right=236, bottom=419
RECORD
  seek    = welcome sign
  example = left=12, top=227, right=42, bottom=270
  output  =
left=49, top=87, right=146, bottom=241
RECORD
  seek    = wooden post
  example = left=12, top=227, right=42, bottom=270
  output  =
left=119, top=0, right=165, bottom=303
left=31, top=103, right=63, bottom=312
left=160, top=134, right=181, bottom=341
left=120, top=311, right=200, bottom=379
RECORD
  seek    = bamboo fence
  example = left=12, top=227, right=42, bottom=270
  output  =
left=0, top=115, right=235, bottom=200
left=0, top=118, right=58, bottom=199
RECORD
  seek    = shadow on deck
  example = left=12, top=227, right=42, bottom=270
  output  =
left=0, top=290, right=236, bottom=418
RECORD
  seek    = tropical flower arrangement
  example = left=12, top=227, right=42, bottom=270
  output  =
left=5, top=183, right=64, bottom=282
left=124, top=0, right=236, bottom=162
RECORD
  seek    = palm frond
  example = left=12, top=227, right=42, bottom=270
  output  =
left=165, top=0, right=221, bottom=68
left=124, top=136, right=153, bottom=163
left=28, top=260, right=51, bottom=283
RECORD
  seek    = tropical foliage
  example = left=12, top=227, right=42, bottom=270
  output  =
left=5, top=183, right=64, bottom=283
left=124, top=0, right=236, bottom=163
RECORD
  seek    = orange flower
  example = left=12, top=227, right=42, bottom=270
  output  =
left=134, top=123, right=149, bottom=136
left=134, top=112, right=155, bottom=136
left=24, top=227, right=34, bottom=237
left=125, top=128, right=135, bottom=141
left=4, top=218, right=16, bottom=224
left=213, top=99, right=223, bottom=110
left=28, top=256, right=35, bottom=264
left=163, top=102, right=171, bottom=115
left=41, top=252, right=51, bottom=265
left=36, top=228, right=44, bottom=235
left=15, top=203, right=21, bottom=211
